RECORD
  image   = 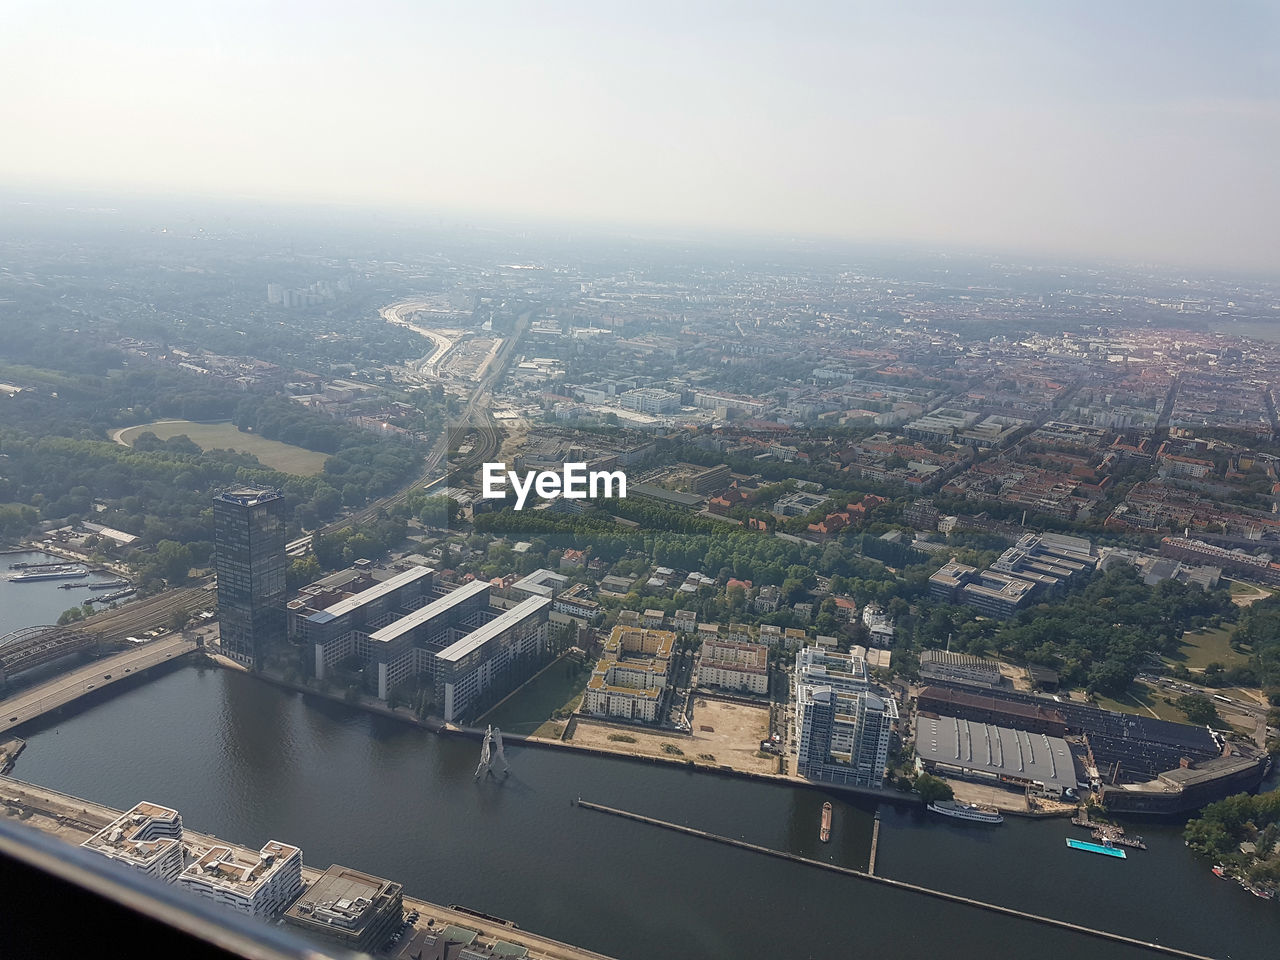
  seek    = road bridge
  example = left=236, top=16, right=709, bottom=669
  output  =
left=1, top=635, right=196, bottom=731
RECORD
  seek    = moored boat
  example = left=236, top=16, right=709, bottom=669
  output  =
left=1066, top=838, right=1126, bottom=859
left=9, top=564, right=88, bottom=582
left=927, top=799, right=1004, bottom=824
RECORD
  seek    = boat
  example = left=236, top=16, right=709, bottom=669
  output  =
left=819, top=802, right=832, bottom=842
left=8, top=565, right=89, bottom=582
left=1066, top=838, right=1126, bottom=859
left=927, top=800, right=1004, bottom=824
left=1212, top=865, right=1228, bottom=879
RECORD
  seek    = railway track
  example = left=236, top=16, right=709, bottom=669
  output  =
left=307, top=308, right=526, bottom=542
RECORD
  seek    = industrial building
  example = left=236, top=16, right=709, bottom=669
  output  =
left=918, top=650, right=1003, bottom=689
left=283, top=864, right=403, bottom=953
left=916, top=685, right=1068, bottom=737
left=214, top=488, right=287, bottom=668
left=914, top=714, right=1077, bottom=798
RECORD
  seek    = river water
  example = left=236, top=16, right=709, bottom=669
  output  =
left=0, top=550, right=128, bottom=638
left=10, top=666, right=1278, bottom=960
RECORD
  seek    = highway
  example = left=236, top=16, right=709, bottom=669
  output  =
left=1, top=635, right=196, bottom=731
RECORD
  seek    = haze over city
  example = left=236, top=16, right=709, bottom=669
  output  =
left=4, top=1, right=1278, bottom=272
left=4, top=4, right=1280, bottom=959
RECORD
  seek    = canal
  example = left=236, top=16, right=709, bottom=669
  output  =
left=10, top=666, right=1278, bottom=959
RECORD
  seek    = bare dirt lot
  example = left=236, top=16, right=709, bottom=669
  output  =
left=569, top=698, right=777, bottom=775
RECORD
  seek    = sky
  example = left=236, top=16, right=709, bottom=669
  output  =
left=3, top=1, right=1278, bottom=272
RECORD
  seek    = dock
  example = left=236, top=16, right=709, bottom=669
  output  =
left=1072, top=815, right=1146, bottom=850
left=0, top=738, right=25, bottom=775
left=576, top=800, right=1212, bottom=960
left=868, top=808, right=880, bottom=876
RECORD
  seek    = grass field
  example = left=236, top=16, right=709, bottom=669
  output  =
left=117, top=420, right=328, bottom=476
left=476, top=654, right=590, bottom=737
left=1171, top=625, right=1252, bottom=671
left=1093, top=686, right=1187, bottom=723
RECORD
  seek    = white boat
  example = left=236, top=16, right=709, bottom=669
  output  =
left=927, top=799, right=1004, bottom=824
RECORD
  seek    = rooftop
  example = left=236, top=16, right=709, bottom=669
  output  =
left=436, top=596, right=551, bottom=663
left=307, top=565, right=433, bottom=625
left=916, top=714, right=1076, bottom=793
left=215, top=488, right=282, bottom=508
left=285, top=864, right=401, bottom=933
left=367, top=580, right=489, bottom=646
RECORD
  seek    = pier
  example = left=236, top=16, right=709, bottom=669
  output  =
left=868, top=808, right=881, bottom=876
left=576, top=800, right=1213, bottom=960
left=1072, top=815, right=1147, bottom=850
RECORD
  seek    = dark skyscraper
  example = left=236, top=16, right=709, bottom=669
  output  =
left=213, top=488, right=286, bottom=669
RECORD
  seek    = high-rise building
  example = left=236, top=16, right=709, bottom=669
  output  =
left=213, top=488, right=286, bottom=669
left=794, top=646, right=897, bottom=788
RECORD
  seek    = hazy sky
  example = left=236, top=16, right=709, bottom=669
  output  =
left=3, top=1, right=1278, bottom=271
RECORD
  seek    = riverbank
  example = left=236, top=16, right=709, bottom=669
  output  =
left=233, top=657, right=917, bottom=807
left=0, top=774, right=616, bottom=960
left=11, top=662, right=1270, bottom=960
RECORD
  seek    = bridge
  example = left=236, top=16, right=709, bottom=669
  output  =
left=1, top=634, right=196, bottom=730
left=0, top=626, right=98, bottom=683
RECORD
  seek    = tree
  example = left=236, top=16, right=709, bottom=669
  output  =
left=1177, top=694, right=1220, bottom=726
left=913, top=773, right=954, bottom=802
left=155, top=539, right=193, bottom=583
left=167, top=609, right=189, bottom=633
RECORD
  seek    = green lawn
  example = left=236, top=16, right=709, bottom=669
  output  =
left=475, top=654, right=591, bottom=736
left=1228, top=578, right=1272, bottom=597
left=1171, top=625, right=1252, bottom=672
left=1093, top=686, right=1187, bottom=723
left=118, top=420, right=329, bottom=476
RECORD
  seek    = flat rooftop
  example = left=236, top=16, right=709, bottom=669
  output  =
left=307, top=565, right=433, bottom=625
left=510, top=568, right=568, bottom=597
left=215, top=489, right=281, bottom=507
left=916, top=713, right=1076, bottom=793
left=182, top=840, right=299, bottom=893
left=437, top=596, right=550, bottom=663
left=286, top=864, right=400, bottom=932
left=367, top=580, right=490, bottom=646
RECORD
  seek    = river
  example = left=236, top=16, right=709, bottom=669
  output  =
left=10, top=666, right=1278, bottom=960
left=0, top=550, right=130, bottom=637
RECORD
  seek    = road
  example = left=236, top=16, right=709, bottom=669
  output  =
left=0, top=635, right=196, bottom=731
left=1136, top=675, right=1272, bottom=748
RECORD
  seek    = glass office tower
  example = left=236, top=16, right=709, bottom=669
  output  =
left=213, top=489, right=287, bottom=668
